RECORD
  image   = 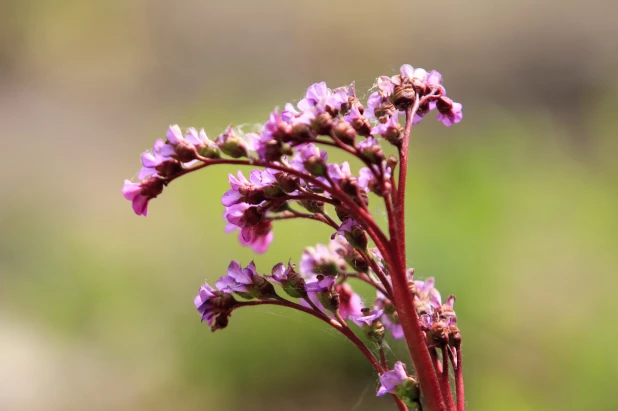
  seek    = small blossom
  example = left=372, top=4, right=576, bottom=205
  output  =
left=335, top=283, right=364, bottom=319
left=436, top=97, right=463, bottom=127
left=327, top=161, right=353, bottom=186
left=216, top=260, right=257, bottom=294
left=414, top=277, right=442, bottom=313
left=122, top=178, right=164, bottom=216
left=300, top=243, right=346, bottom=278
left=350, top=308, right=383, bottom=327
left=290, top=143, right=328, bottom=176
left=337, top=218, right=368, bottom=250
left=194, top=282, right=237, bottom=329
left=224, top=204, right=274, bottom=253
left=377, top=362, right=409, bottom=396
left=222, top=170, right=269, bottom=207
left=138, top=139, right=173, bottom=180
left=269, top=262, right=307, bottom=298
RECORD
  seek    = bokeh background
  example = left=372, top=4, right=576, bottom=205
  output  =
left=1, top=1, right=617, bottom=410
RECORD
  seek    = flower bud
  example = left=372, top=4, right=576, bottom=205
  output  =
left=311, top=112, right=334, bottom=136
left=359, top=308, right=385, bottom=344
left=396, top=378, right=421, bottom=409
left=374, top=100, right=396, bottom=120
left=386, top=155, right=398, bottom=170
left=342, top=223, right=368, bottom=251
left=359, top=144, right=384, bottom=165
left=350, top=117, right=372, bottom=137
left=155, top=159, right=183, bottom=178
left=335, top=205, right=351, bottom=222
left=392, top=84, right=416, bottom=110
left=317, top=290, right=340, bottom=313
left=140, top=177, right=165, bottom=198
left=211, top=312, right=230, bottom=332
left=276, top=172, right=300, bottom=193
left=304, top=155, right=327, bottom=177
left=280, top=267, right=308, bottom=299
left=333, top=121, right=356, bottom=145
left=291, top=123, right=312, bottom=141
left=249, top=273, right=279, bottom=300
left=198, top=141, right=221, bottom=159
left=216, top=128, right=248, bottom=158
left=427, top=322, right=448, bottom=347
left=299, top=199, right=325, bottom=214
left=383, top=122, right=403, bottom=147
left=448, top=325, right=461, bottom=348
left=436, top=96, right=454, bottom=114
left=173, top=140, right=199, bottom=162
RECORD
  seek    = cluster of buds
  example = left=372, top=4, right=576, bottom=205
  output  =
left=124, top=64, right=464, bottom=411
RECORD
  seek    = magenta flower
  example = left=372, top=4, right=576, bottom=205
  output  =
left=377, top=361, right=409, bottom=396
left=436, top=97, right=463, bottom=127
left=222, top=170, right=271, bottom=207
left=216, top=260, right=258, bottom=294
left=300, top=243, right=346, bottom=278
left=289, top=143, right=328, bottom=176
left=224, top=203, right=274, bottom=253
left=414, top=277, right=442, bottom=311
left=326, top=161, right=352, bottom=186
left=138, top=139, right=172, bottom=180
left=194, top=282, right=219, bottom=325
left=194, top=282, right=236, bottom=327
left=335, top=283, right=364, bottom=319
left=350, top=308, right=384, bottom=328
left=122, top=177, right=164, bottom=216
left=371, top=112, right=400, bottom=137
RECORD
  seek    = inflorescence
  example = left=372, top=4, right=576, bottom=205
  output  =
left=123, top=64, right=464, bottom=411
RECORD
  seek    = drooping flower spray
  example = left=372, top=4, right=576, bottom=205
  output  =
left=123, top=65, right=464, bottom=411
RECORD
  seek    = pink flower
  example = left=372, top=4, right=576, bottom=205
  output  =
left=122, top=178, right=164, bottom=216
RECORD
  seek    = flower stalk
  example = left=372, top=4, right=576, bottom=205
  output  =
left=123, top=65, right=464, bottom=410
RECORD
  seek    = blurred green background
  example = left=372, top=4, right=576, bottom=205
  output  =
left=1, top=1, right=617, bottom=410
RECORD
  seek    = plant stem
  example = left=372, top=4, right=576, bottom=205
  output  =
left=440, top=347, right=456, bottom=410
left=455, top=347, right=465, bottom=411
left=389, top=106, right=446, bottom=411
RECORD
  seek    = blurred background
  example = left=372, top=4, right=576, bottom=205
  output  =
left=1, top=0, right=617, bottom=410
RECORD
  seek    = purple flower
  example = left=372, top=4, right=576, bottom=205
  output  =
left=194, top=282, right=219, bottom=325
left=122, top=177, right=164, bottom=216
left=371, top=112, right=400, bottom=137
left=425, top=70, right=443, bottom=87
left=350, top=308, right=384, bottom=328
left=194, top=282, right=236, bottom=327
left=222, top=170, right=270, bottom=207
left=138, top=139, right=172, bottom=180
left=358, top=162, right=391, bottom=195
left=436, top=97, right=463, bottom=127
left=224, top=203, right=274, bottom=253
left=305, top=274, right=336, bottom=293
left=326, top=161, right=352, bottom=186
left=337, top=218, right=368, bottom=250
left=374, top=291, right=404, bottom=339
left=216, top=260, right=258, bottom=294
left=335, top=283, right=364, bottom=319
left=377, top=361, right=409, bottom=396
left=414, top=277, right=442, bottom=313
left=300, top=243, right=346, bottom=278
left=297, top=82, right=347, bottom=114
left=289, top=143, right=328, bottom=175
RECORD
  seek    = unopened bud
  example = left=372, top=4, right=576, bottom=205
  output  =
left=344, top=225, right=368, bottom=251
left=397, top=378, right=421, bottom=409
left=198, top=142, right=221, bottom=159
left=276, top=172, right=300, bottom=193
left=155, top=159, right=183, bottom=178
left=333, top=121, right=356, bottom=145
left=174, top=140, right=199, bottom=162
left=216, top=128, right=248, bottom=158
left=249, top=274, right=279, bottom=300
left=304, top=155, right=327, bottom=177
left=299, top=199, right=325, bottom=214
left=392, top=84, right=416, bottom=110
left=428, top=322, right=448, bottom=347
left=311, top=112, right=334, bottom=136
left=359, top=144, right=384, bottom=165
left=386, top=155, right=398, bottom=170
left=384, top=123, right=403, bottom=147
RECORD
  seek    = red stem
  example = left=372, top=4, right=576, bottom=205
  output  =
left=390, top=106, right=446, bottom=411
left=440, top=347, right=456, bottom=410
left=455, top=348, right=465, bottom=411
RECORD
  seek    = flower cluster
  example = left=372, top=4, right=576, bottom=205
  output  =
left=125, top=64, right=464, bottom=410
